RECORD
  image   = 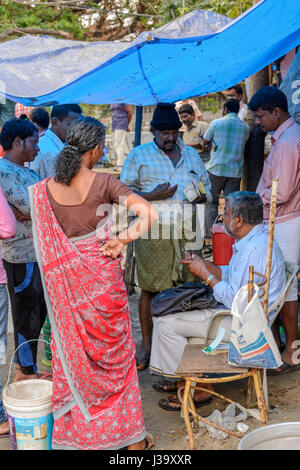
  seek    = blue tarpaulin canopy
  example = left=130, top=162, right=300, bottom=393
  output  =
left=0, top=0, right=299, bottom=106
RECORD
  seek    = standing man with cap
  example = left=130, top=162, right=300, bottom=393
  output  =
left=121, top=103, right=211, bottom=370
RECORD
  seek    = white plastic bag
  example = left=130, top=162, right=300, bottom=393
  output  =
left=198, top=403, right=248, bottom=440
left=228, top=284, right=283, bottom=369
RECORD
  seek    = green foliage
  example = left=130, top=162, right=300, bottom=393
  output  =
left=0, top=0, right=254, bottom=41
left=156, top=0, right=253, bottom=26
left=200, top=95, right=221, bottom=114
left=0, top=1, right=88, bottom=40
left=81, top=103, right=111, bottom=119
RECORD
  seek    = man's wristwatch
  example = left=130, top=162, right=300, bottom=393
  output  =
left=204, top=274, right=215, bottom=287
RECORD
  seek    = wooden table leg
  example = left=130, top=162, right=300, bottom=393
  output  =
left=247, top=375, right=254, bottom=408
left=252, top=368, right=268, bottom=425
left=183, top=379, right=195, bottom=450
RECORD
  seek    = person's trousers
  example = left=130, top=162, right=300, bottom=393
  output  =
left=111, top=129, right=130, bottom=167
left=150, top=308, right=232, bottom=377
left=3, top=260, right=47, bottom=375
left=205, top=172, right=241, bottom=237
left=0, top=284, right=9, bottom=423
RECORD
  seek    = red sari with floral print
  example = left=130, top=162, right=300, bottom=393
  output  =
left=30, top=179, right=146, bottom=450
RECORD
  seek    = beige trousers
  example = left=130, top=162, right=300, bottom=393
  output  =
left=111, top=129, right=130, bottom=167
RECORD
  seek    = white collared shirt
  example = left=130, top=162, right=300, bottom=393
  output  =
left=213, top=224, right=286, bottom=319
left=31, top=128, right=65, bottom=179
left=121, top=137, right=212, bottom=202
left=238, top=101, right=248, bottom=121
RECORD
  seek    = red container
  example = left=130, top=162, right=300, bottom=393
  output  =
left=212, top=224, right=235, bottom=266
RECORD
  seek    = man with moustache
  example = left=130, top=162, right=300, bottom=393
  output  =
left=0, top=118, right=47, bottom=382
left=121, top=102, right=211, bottom=370
left=178, top=104, right=210, bottom=165
left=248, top=86, right=300, bottom=373
left=225, top=84, right=248, bottom=121
left=149, top=192, right=286, bottom=410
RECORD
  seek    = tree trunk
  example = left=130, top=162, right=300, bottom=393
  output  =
left=248, top=67, right=270, bottom=102
left=243, top=0, right=269, bottom=191
left=243, top=66, right=269, bottom=190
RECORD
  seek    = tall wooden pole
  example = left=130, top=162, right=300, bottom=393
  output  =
left=263, top=178, right=278, bottom=321
left=124, top=106, right=143, bottom=295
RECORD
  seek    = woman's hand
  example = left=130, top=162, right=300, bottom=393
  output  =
left=99, top=237, right=126, bottom=259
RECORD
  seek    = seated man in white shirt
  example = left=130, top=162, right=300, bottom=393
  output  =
left=31, top=104, right=81, bottom=179
left=150, top=191, right=286, bottom=411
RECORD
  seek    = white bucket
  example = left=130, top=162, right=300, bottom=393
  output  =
left=238, top=422, right=300, bottom=450
left=3, top=379, right=53, bottom=450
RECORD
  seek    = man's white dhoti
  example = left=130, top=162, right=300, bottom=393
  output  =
left=149, top=307, right=232, bottom=378
left=273, top=216, right=300, bottom=302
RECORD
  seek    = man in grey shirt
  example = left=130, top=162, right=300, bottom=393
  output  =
left=0, top=118, right=47, bottom=382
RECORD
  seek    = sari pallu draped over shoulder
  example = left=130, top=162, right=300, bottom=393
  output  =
left=29, top=179, right=137, bottom=422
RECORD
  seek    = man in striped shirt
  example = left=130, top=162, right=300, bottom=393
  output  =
left=249, top=86, right=300, bottom=373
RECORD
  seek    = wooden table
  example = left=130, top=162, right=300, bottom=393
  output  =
left=175, top=344, right=268, bottom=450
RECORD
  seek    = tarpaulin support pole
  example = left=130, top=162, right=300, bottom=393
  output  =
left=124, top=105, right=143, bottom=296
left=134, top=106, right=143, bottom=147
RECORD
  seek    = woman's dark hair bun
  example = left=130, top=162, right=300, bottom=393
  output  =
left=54, top=116, right=105, bottom=186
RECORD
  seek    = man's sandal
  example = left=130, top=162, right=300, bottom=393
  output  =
left=152, top=380, right=178, bottom=393
left=268, top=361, right=300, bottom=376
left=158, top=395, right=212, bottom=411
left=121, top=434, right=154, bottom=450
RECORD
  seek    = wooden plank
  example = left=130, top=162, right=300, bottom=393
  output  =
left=175, top=344, right=247, bottom=375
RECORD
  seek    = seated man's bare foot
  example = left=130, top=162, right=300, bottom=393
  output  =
left=159, top=384, right=214, bottom=411
left=152, top=380, right=185, bottom=393
left=193, top=383, right=214, bottom=401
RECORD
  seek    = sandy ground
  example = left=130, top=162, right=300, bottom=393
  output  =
left=1, top=287, right=300, bottom=451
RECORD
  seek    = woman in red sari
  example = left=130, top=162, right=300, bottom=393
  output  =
left=29, top=116, right=158, bottom=450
